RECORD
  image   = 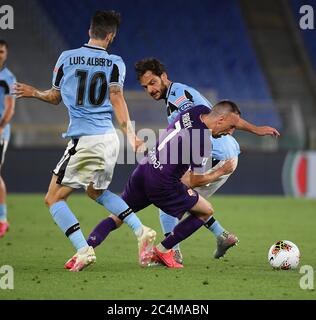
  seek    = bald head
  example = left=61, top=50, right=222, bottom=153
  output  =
left=202, top=100, right=241, bottom=138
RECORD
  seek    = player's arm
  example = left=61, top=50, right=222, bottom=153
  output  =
left=109, top=85, right=144, bottom=152
left=236, top=117, right=280, bottom=137
left=13, top=51, right=65, bottom=105
left=182, top=159, right=236, bottom=188
left=13, top=83, right=61, bottom=105
left=0, top=95, right=15, bottom=136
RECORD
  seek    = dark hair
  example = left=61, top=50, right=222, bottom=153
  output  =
left=0, top=40, right=8, bottom=49
left=90, top=10, right=121, bottom=40
left=135, top=58, right=167, bottom=80
left=213, top=100, right=241, bottom=116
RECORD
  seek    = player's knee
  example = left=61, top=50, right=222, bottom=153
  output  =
left=86, top=183, right=104, bottom=200
left=110, top=214, right=123, bottom=228
left=205, top=203, right=214, bottom=218
left=44, top=191, right=68, bottom=207
left=199, top=203, right=214, bottom=221
left=44, top=193, right=58, bottom=207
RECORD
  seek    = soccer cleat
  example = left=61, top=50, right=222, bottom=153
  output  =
left=138, top=226, right=157, bottom=267
left=213, top=231, right=239, bottom=259
left=147, top=251, right=164, bottom=267
left=153, top=246, right=183, bottom=268
left=0, top=221, right=9, bottom=238
left=173, top=248, right=183, bottom=265
left=69, top=246, right=96, bottom=272
left=64, top=254, right=78, bottom=270
left=148, top=249, right=183, bottom=267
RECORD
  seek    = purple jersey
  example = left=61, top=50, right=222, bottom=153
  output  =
left=122, top=105, right=212, bottom=218
left=146, top=105, right=212, bottom=186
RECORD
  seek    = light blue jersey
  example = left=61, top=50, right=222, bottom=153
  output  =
left=52, top=44, right=126, bottom=138
left=164, top=82, right=240, bottom=160
left=0, top=66, right=16, bottom=141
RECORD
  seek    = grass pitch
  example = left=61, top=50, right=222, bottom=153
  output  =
left=0, top=194, right=315, bottom=300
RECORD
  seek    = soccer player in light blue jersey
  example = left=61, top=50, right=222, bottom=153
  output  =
left=14, top=11, right=156, bottom=271
left=0, top=40, right=16, bottom=238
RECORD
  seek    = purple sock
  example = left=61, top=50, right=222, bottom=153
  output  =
left=161, top=214, right=205, bottom=249
left=87, top=217, right=117, bottom=248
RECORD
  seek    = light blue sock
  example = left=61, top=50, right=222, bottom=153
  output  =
left=96, top=191, right=143, bottom=236
left=49, top=201, right=88, bottom=250
left=159, top=209, right=179, bottom=234
left=204, top=216, right=225, bottom=238
left=159, top=209, right=180, bottom=250
left=0, top=204, right=7, bottom=221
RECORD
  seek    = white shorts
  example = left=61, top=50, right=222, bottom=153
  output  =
left=195, top=157, right=238, bottom=198
left=53, top=132, right=120, bottom=190
left=0, top=139, right=9, bottom=167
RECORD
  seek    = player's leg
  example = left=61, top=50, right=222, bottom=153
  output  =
left=45, top=174, right=96, bottom=271
left=79, top=132, right=156, bottom=266
left=0, top=140, right=9, bottom=238
left=0, top=176, right=9, bottom=237
left=86, top=185, right=143, bottom=239
left=157, top=209, right=182, bottom=264
left=86, top=211, right=122, bottom=248
left=158, top=194, right=213, bottom=251
left=153, top=180, right=238, bottom=268
left=197, top=157, right=239, bottom=258
left=84, top=132, right=154, bottom=245
left=154, top=193, right=213, bottom=268
left=159, top=209, right=179, bottom=237
left=86, top=171, right=156, bottom=266
left=50, top=138, right=100, bottom=271
left=157, top=157, right=238, bottom=263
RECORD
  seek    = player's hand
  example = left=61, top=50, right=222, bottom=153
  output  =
left=13, top=82, right=36, bottom=98
left=254, top=126, right=280, bottom=137
left=218, top=159, right=236, bottom=175
left=133, top=137, right=146, bottom=153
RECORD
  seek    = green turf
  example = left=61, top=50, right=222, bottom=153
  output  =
left=0, top=194, right=315, bottom=300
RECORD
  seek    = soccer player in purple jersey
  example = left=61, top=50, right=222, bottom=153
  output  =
left=87, top=101, right=240, bottom=268
left=85, top=58, right=280, bottom=266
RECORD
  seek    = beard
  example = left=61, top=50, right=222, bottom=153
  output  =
left=160, top=84, right=168, bottom=99
left=150, top=82, right=168, bottom=100
left=155, top=82, right=168, bottom=100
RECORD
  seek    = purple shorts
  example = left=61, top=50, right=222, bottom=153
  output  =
left=121, top=163, right=199, bottom=219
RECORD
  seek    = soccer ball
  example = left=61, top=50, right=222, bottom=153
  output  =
left=268, top=240, right=300, bottom=270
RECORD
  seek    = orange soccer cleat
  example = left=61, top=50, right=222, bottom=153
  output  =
left=153, top=246, right=183, bottom=268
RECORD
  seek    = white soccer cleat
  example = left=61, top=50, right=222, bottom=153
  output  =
left=64, top=253, right=78, bottom=270
left=69, top=246, right=96, bottom=272
left=137, top=226, right=157, bottom=267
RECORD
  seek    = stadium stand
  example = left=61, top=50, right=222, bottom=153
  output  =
left=290, top=0, right=316, bottom=71
left=39, top=0, right=274, bottom=102
left=6, top=0, right=288, bottom=148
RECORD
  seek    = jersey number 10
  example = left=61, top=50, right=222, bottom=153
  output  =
left=75, top=70, right=107, bottom=106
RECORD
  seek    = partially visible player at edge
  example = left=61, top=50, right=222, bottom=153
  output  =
left=13, top=11, right=156, bottom=271
left=86, top=58, right=280, bottom=264
left=0, top=40, right=16, bottom=238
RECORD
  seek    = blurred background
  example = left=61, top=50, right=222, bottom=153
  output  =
left=2, top=0, right=316, bottom=197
